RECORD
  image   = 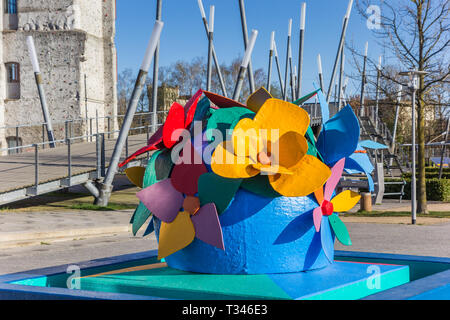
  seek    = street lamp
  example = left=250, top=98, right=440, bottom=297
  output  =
left=398, top=69, right=429, bottom=225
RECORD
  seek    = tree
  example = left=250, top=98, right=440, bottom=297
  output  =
left=356, top=0, right=450, bottom=214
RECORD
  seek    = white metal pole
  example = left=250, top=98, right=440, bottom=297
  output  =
left=297, top=2, right=306, bottom=98
left=233, top=30, right=258, bottom=100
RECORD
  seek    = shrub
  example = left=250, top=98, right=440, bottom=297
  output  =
left=384, top=178, right=450, bottom=202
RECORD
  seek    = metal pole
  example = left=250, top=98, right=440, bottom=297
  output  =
left=27, top=36, right=56, bottom=148
left=289, top=47, right=295, bottom=101
left=206, top=5, right=214, bottom=92
left=326, top=0, right=353, bottom=103
left=266, top=31, right=275, bottom=93
left=197, top=0, right=228, bottom=97
left=283, top=19, right=292, bottom=101
left=67, top=138, right=72, bottom=187
left=439, top=118, right=450, bottom=179
left=85, top=74, right=88, bottom=139
left=238, top=0, right=255, bottom=93
left=95, top=21, right=164, bottom=206
left=392, top=85, right=403, bottom=151
left=374, top=56, right=382, bottom=128
left=297, top=2, right=306, bottom=98
left=411, top=84, right=417, bottom=225
left=317, top=54, right=325, bottom=93
left=360, top=42, right=368, bottom=117
left=34, top=144, right=39, bottom=189
left=342, top=77, right=349, bottom=106
left=233, top=29, right=258, bottom=101
left=338, top=51, right=345, bottom=110
left=151, top=0, right=162, bottom=134
left=273, top=41, right=285, bottom=95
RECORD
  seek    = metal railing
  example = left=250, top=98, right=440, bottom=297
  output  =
left=0, top=111, right=169, bottom=155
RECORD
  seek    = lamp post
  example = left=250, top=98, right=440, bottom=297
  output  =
left=399, top=69, right=429, bottom=225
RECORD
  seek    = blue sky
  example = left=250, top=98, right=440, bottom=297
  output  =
left=116, top=0, right=384, bottom=96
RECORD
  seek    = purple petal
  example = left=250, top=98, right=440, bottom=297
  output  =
left=191, top=203, right=225, bottom=250
left=136, top=179, right=183, bottom=223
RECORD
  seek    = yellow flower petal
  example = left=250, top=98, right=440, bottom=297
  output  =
left=271, top=131, right=308, bottom=170
left=246, top=87, right=273, bottom=113
left=253, top=163, right=293, bottom=175
left=254, top=98, right=310, bottom=137
left=331, top=190, right=361, bottom=212
left=232, top=118, right=261, bottom=161
left=157, top=212, right=195, bottom=260
left=268, top=155, right=331, bottom=197
left=211, top=141, right=259, bottom=179
left=125, top=166, right=146, bottom=188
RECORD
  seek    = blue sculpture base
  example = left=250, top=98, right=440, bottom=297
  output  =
left=154, top=188, right=334, bottom=275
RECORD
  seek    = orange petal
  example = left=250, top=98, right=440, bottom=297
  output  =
left=183, top=196, right=201, bottom=215
left=211, top=141, right=259, bottom=179
left=157, top=212, right=195, bottom=260
left=314, top=187, right=324, bottom=206
left=268, top=155, right=331, bottom=197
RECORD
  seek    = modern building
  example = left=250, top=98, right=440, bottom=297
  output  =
left=0, top=0, right=117, bottom=154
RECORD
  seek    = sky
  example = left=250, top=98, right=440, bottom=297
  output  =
left=115, top=0, right=385, bottom=97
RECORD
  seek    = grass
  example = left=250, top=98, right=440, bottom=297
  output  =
left=67, top=202, right=137, bottom=211
left=344, top=211, right=450, bottom=218
left=0, top=177, right=140, bottom=213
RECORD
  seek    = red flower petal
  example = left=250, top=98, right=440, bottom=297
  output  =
left=163, top=102, right=185, bottom=149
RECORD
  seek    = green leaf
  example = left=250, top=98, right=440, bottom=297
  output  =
left=240, top=174, right=281, bottom=198
left=205, top=107, right=255, bottom=141
left=198, top=172, right=243, bottom=214
left=328, top=214, right=352, bottom=246
left=292, top=89, right=320, bottom=106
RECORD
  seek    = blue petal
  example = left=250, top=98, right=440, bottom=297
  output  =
left=317, top=105, right=360, bottom=166
left=313, top=84, right=330, bottom=123
left=321, top=217, right=335, bottom=263
left=360, top=140, right=389, bottom=150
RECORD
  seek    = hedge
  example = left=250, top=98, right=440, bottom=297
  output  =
left=384, top=178, right=450, bottom=202
left=402, top=172, right=450, bottom=180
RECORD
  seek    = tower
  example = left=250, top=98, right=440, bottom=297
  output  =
left=0, top=0, right=117, bottom=153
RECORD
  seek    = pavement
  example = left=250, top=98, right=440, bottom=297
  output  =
left=0, top=193, right=448, bottom=276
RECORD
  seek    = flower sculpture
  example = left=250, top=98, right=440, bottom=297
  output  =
left=312, top=158, right=361, bottom=262
left=211, top=98, right=331, bottom=197
left=118, top=89, right=203, bottom=168
left=136, top=141, right=224, bottom=259
left=123, top=86, right=368, bottom=274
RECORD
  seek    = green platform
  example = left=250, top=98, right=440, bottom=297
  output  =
left=79, top=260, right=409, bottom=300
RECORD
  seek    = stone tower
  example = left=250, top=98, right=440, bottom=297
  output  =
left=0, top=0, right=117, bottom=153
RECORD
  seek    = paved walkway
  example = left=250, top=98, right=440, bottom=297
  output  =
left=0, top=196, right=448, bottom=275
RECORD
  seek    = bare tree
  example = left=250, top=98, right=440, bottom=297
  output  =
left=355, top=0, right=450, bottom=214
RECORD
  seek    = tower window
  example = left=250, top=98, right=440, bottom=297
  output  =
left=4, top=0, right=17, bottom=14
left=6, top=62, right=20, bottom=83
left=5, top=62, right=20, bottom=99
